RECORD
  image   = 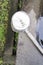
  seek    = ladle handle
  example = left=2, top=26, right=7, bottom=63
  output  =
left=25, top=29, right=43, bottom=54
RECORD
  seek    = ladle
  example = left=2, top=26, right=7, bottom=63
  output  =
left=11, top=11, right=43, bottom=54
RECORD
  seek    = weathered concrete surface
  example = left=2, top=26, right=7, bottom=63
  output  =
left=22, top=0, right=41, bottom=17
left=16, top=32, right=43, bottom=65
left=16, top=0, right=43, bottom=65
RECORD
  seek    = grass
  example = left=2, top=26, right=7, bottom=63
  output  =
left=0, top=25, right=5, bottom=41
left=0, top=24, right=5, bottom=53
left=0, top=0, right=10, bottom=53
left=0, top=58, right=3, bottom=64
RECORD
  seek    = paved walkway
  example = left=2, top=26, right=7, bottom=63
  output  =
left=16, top=0, right=43, bottom=65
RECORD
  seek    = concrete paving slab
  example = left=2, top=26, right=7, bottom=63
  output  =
left=16, top=0, right=43, bottom=65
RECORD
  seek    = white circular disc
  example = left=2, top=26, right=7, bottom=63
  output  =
left=11, top=11, right=30, bottom=32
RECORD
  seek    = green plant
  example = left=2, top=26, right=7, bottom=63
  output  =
left=12, top=0, right=23, bottom=55
left=0, top=0, right=10, bottom=55
left=0, top=57, right=3, bottom=64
